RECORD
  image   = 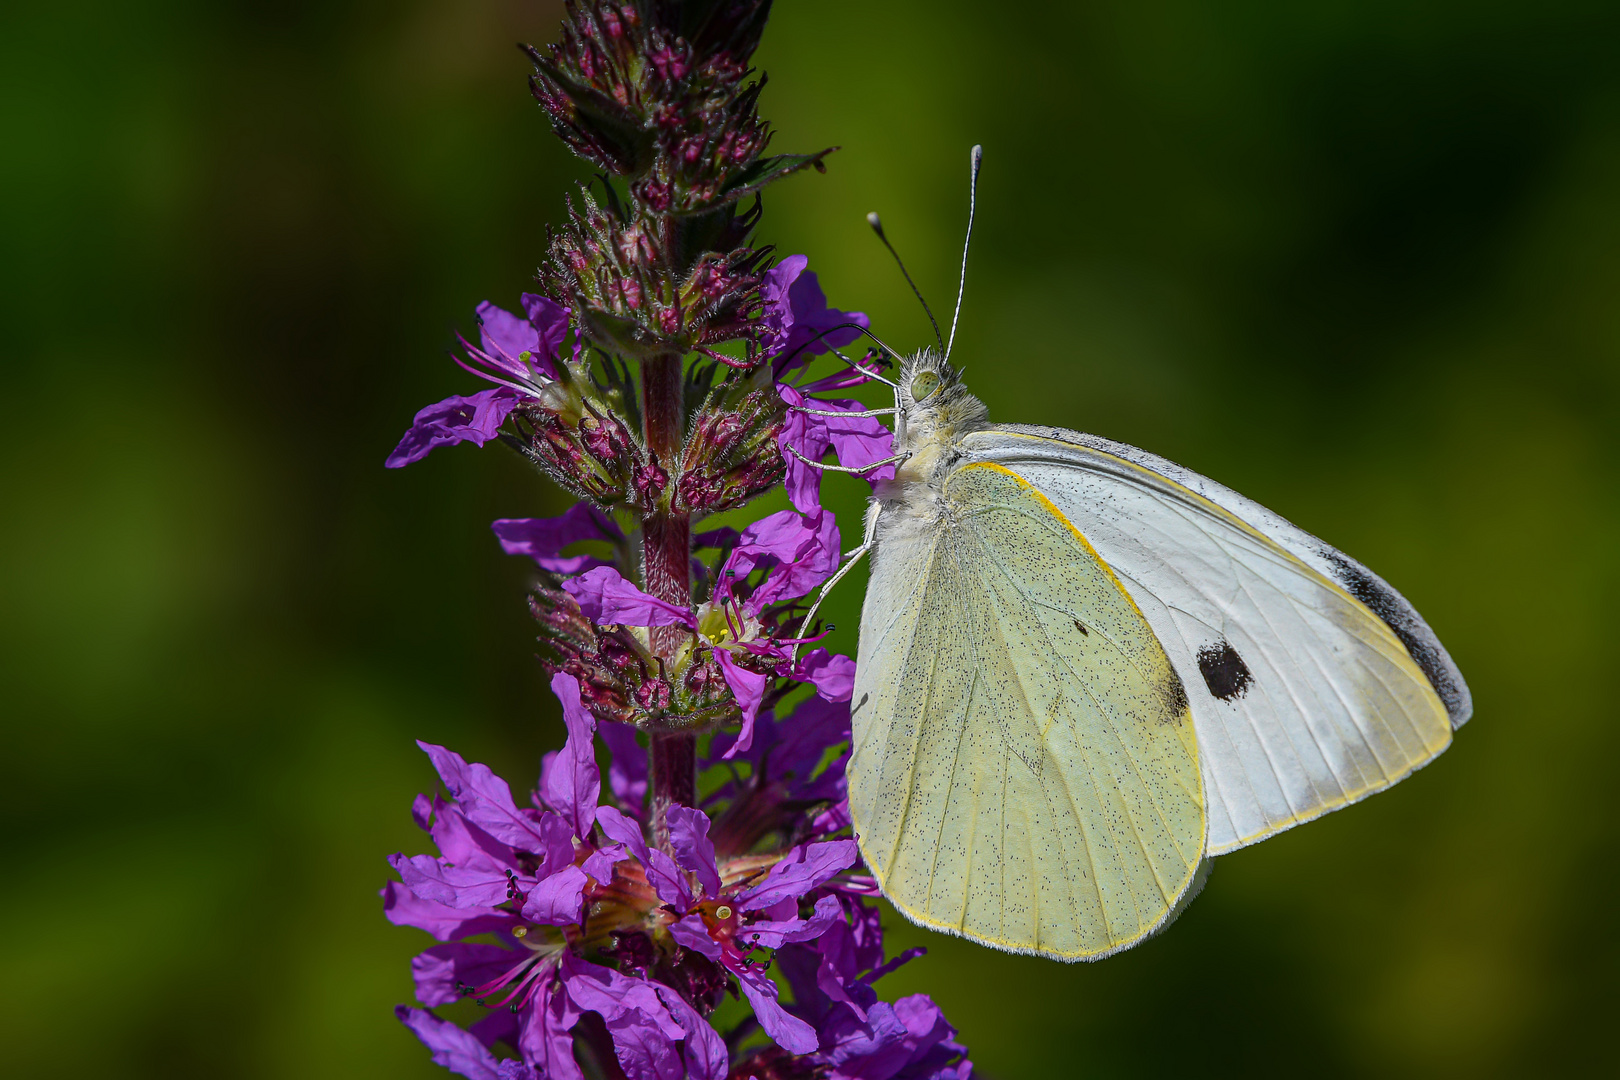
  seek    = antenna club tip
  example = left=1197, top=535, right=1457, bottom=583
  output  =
left=865, top=211, right=883, bottom=231
left=971, top=144, right=983, bottom=159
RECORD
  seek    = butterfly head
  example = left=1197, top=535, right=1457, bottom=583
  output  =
left=891, top=347, right=988, bottom=482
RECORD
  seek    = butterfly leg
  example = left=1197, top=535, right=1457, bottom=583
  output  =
left=784, top=444, right=911, bottom=474
left=794, top=511, right=881, bottom=660
left=792, top=406, right=898, bottom=418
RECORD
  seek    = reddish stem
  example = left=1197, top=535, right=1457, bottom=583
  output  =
left=641, top=351, right=694, bottom=852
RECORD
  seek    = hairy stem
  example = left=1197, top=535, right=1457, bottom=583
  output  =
left=641, top=351, right=693, bottom=851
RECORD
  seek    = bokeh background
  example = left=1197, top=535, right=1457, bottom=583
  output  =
left=5, top=1, right=1618, bottom=1076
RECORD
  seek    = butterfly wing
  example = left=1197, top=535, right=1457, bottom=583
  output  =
left=964, top=425, right=1469, bottom=856
left=852, top=461, right=1204, bottom=960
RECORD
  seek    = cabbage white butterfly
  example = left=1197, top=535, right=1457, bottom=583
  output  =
left=816, top=148, right=1472, bottom=961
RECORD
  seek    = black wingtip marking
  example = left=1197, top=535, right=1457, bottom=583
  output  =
left=1318, top=549, right=1464, bottom=718
left=1197, top=640, right=1253, bottom=701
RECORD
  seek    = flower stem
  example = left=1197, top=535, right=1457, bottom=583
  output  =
left=641, top=350, right=693, bottom=852
left=648, top=731, right=696, bottom=853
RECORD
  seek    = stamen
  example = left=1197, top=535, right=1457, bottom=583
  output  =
left=467, top=954, right=542, bottom=1003
left=775, top=624, right=835, bottom=647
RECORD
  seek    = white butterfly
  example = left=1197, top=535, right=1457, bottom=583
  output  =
left=805, top=149, right=1471, bottom=962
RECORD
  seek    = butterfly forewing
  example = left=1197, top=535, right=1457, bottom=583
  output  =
left=967, top=428, right=1457, bottom=855
left=852, top=462, right=1204, bottom=960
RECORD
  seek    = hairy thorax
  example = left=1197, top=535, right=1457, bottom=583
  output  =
left=867, top=349, right=991, bottom=558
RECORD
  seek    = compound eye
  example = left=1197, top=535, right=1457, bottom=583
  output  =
left=909, top=370, right=941, bottom=402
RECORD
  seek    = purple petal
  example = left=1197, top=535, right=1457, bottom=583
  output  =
left=563, top=566, right=697, bottom=629
left=581, top=842, right=627, bottom=883
left=560, top=956, right=685, bottom=1080
left=667, top=806, right=722, bottom=900
left=595, top=805, right=692, bottom=909
left=760, top=255, right=807, bottom=330
left=519, top=984, right=583, bottom=1080
left=865, top=946, right=927, bottom=986
left=653, top=985, right=729, bottom=1080
left=693, top=526, right=741, bottom=550
left=561, top=953, right=684, bottom=1034
left=492, top=504, right=622, bottom=574
left=497, top=1062, right=539, bottom=1080
left=668, top=913, right=721, bottom=960
left=812, top=799, right=853, bottom=836
left=521, top=864, right=589, bottom=925
left=715, top=651, right=768, bottom=759
left=605, top=1014, right=686, bottom=1080
left=416, top=742, right=551, bottom=852
left=794, top=649, right=856, bottom=702
left=390, top=852, right=514, bottom=909
left=761, top=256, right=869, bottom=377
left=477, top=301, right=540, bottom=369
left=775, top=384, right=832, bottom=513
left=744, top=894, right=843, bottom=949
left=770, top=695, right=852, bottom=784
left=704, top=707, right=777, bottom=769
left=416, top=793, right=518, bottom=873
left=387, top=388, right=520, bottom=468
left=382, top=882, right=512, bottom=942
left=725, top=507, right=840, bottom=611
left=735, top=964, right=820, bottom=1055
left=412, top=942, right=524, bottom=1007
left=738, top=839, right=860, bottom=911
left=600, top=723, right=647, bottom=818
left=396, top=1005, right=502, bottom=1080
left=471, top=1009, right=521, bottom=1054
left=815, top=939, right=869, bottom=1022
left=542, top=672, right=600, bottom=840
left=823, top=406, right=897, bottom=482
left=521, top=293, right=570, bottom=376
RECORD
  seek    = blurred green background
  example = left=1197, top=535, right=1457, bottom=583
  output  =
left=4, top=0, right=1618, bottom=1076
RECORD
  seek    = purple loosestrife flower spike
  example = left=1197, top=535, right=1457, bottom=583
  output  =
left=385, top=3, right=971, bottom=1078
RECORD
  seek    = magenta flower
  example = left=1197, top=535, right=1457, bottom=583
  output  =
left=387, top=4, right=970, bottom=1076
left=386, top=388, right=522, bottom=469
left=387, top=296, right=571, bottom=468
left=492, top=503, right=623, bottom=575
left=547, top=502, right=854, bottom=754
left=386, top=666, right=968, bottom=1080
left=761, top=255, right=870, bottom=379
left=776, top=379, right=896, bottom=513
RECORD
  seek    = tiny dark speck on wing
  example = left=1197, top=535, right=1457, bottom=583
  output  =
left=1073, top=619, right=1089, bottom=636
left=1197, top=640, right=1253, bottom=701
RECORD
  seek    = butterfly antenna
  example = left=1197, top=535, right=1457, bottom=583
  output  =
left=867, top=211, right=944, bottom=353
left=945, top=144, right=983, bottom=362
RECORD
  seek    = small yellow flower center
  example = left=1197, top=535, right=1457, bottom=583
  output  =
left=512, top=925, right=529, bottom=938
left=715, top=905, right=732, bottom=920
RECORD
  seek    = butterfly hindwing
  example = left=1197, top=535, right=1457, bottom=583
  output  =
left=852, top=462, right=1204, bottom=960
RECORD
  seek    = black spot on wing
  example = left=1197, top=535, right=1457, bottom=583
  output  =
left=1196, top=640, right=1253, bottom=701
left=1319, top=549, right=1464, bottom=718
left=1072, top=618, right=1089, bottom=636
